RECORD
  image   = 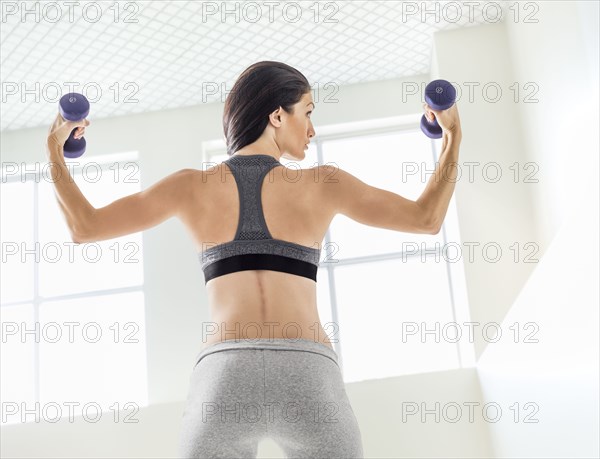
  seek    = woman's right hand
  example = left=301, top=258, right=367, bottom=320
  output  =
left=46, top=113, right=90, bottom=159
left=423, top=102, right=461, bottom=134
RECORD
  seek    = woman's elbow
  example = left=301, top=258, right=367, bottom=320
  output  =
left=71, top=228, right=92, bottom=244
left=423, top=214, right=441, bottom=235
left=428, top=224, right=441, bottom=235
left=70, top=215, right=96, bottom=244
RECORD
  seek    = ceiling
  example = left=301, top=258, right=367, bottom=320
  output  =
left=0, top=0, right=506, bottom=132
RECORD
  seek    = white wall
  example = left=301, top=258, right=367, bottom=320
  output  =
left=504, top=0, right=600, bottom=250
left=476, top=2, right=600, bottom=458
left=477, top=168, right=599, bottom=458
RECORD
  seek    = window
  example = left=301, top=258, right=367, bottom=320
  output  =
left=0, top=152, right=148, bottom=425
left=201, top=116, right=472, bottom=383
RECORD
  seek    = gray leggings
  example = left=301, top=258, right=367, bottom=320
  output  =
left=178, top=338, right=364, bottom=458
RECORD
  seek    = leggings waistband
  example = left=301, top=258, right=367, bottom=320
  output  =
left=193, top=338, right=339, bottom=368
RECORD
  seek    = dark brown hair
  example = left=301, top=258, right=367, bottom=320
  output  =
left=223, top=61, right=311, bottom=156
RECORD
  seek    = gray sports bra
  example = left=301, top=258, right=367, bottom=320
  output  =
left=198, top=154, right=321, bottom=284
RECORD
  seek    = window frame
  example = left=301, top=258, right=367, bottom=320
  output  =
left=0, top=152, right=147, bottom=416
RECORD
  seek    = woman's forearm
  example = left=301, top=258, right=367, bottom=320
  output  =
left=46, top=145, right=95, bottom=239
left=417, top=129, right=462, bottom=230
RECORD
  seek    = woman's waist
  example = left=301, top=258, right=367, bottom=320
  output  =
left=200, top=317, right=335, bottom=351
left=207, top=298, right=321, bottom=329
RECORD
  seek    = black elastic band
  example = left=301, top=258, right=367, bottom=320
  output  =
left=203, top=254, right=318, bottom=284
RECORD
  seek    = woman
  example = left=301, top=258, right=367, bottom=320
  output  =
left=46, top=61, right=461, bottom=458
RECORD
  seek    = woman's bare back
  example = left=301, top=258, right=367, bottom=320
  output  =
left=180, top=159, right=336, bottom=351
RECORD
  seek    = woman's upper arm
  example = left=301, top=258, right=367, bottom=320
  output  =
left=75, top=168, right=199, bottom=243
left=321, top=164, right=435, bottom=234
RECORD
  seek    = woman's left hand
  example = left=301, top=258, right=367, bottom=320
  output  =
left=46, top=113, right=90, bottom=157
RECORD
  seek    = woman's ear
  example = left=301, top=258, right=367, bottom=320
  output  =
left=269, top=107, right=283, bottom=127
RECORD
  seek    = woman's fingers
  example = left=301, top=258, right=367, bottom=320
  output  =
left=73, top=121, right=90, bottom=139
left=423, top=103, right=435, bottom=121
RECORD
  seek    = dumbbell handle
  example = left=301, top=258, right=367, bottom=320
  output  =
left=58, top=93, right=90, bottom=159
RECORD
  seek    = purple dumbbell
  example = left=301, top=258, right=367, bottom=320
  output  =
left=58, top=92, right=90, bottom=158
left=420, top=79, right=456, bottom=139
